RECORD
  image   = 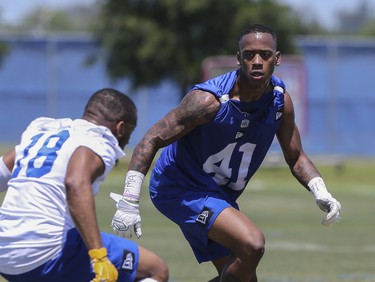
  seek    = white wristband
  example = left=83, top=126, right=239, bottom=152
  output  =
left=0, top=156, right=12, bottom=192
left=123, top=170, right=145, bottom=203
left=308, top=177, right=330, bottom=199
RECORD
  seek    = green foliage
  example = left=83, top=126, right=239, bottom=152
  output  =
left=94, top=0, right=303, bottom=96
left=0, top=42, right=9, bottom=66
left=360, top=18, right=375, bottom=36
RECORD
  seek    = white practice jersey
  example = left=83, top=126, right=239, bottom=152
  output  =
left=0, top=117, right=125, bottom=275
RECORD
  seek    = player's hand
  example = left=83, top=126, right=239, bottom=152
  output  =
left=308, top=177, right=341, bottom=226
left=89, top=248, right=118, bottom=282
left=315, top=194, right=341, bottom=226
left=110, top=192, right=142, bottom=238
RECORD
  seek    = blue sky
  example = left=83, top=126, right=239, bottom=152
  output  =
left=0, top=0, right=374, bottom=29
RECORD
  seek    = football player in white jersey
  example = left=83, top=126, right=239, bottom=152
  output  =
left=0, top=88, right=168, bottom=282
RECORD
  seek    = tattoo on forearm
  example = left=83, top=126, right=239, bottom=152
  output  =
left=129, top=90, right=218, bottom=175
left=292, top=157, right=320, bottom=188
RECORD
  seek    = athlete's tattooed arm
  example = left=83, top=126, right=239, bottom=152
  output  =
left=128, top=90, right=220, bottom=174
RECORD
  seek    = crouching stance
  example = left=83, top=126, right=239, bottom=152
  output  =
left=111, top=24, right=341, bottom=282
left=0, top=88, right=168, bottom=282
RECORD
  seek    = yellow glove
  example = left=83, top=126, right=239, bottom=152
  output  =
left=89, top=248, right=118, bottom=282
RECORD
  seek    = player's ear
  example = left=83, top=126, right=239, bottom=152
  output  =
left=275, top=51, right=281, bottom=66
left=236, top=52, right=241, bottom=66
left=114, top=120, right=125, bottom=138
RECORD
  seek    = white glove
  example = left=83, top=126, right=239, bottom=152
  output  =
left=110, top=170, right=145, bottom=238
left=110, top=192, right=142, bottom=238
left=308, top=177, right=341, bottom=226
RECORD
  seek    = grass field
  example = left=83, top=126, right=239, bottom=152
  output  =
left=0, top=148, right=374, bottom=281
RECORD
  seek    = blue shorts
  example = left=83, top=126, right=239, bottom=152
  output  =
left=1, top=228, right=139, bottom=282
left=150, top=187, right=238, bottom=263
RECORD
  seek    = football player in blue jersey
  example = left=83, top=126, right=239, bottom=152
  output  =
left=0, top=88, right=168, bottom=282
left=111, top=24, right=341, bottom=281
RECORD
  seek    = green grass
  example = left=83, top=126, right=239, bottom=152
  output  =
left=1, top=150, right=375, bottom=281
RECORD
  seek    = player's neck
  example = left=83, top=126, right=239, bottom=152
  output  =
left=231, top=75, right=271, bottom=102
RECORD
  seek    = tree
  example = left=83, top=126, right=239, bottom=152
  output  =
left=361, top=19, right=375, bottom=36
left=0, top=43, right=8, bottom=66
left=95, top=0, right=305, bottom=98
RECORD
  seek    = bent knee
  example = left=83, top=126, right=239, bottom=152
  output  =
left=153, top=257, right=169, bottom=282
left=241, top=232, right=265, bottom=259
left=138, top=247, right=169, bottom=282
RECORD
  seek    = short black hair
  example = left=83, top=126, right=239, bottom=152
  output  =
left=239, top=23, right=277, bottom=48
left=84, top=88, right=137, bottom=127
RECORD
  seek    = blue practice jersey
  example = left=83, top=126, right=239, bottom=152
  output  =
left=150, top=70, right=285, bottom=201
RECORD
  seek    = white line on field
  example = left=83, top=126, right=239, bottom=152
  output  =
left=267, top=241, right=375, bottom=253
